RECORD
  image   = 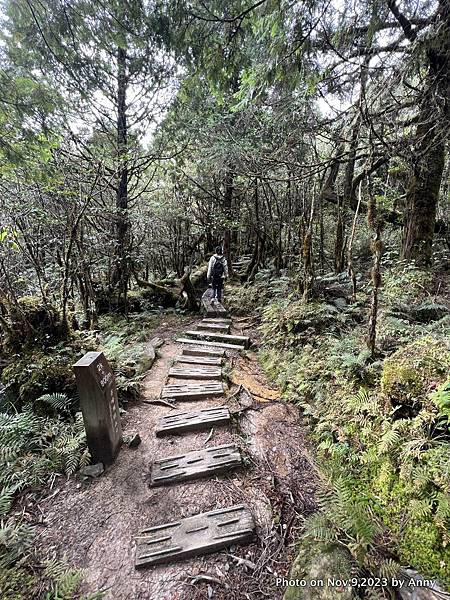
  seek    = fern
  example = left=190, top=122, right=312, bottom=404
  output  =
left=43, top=558, right=91, bottom=600
left=36, top=393, right=73, bottom=415
left=0, top=408, right=88, bottom=527
left=377, top=558, right=400, bottom=579
left=432, top=377, right=450, bottom=418
left=409, top=499, right=433, bottom=520
left=435, top=493, right=450, bottom=523
left=0, top=484, right=21, bottom=518
left=0, top=522, right=34, bottom=568
left=378, top=422, right=402, bottom=454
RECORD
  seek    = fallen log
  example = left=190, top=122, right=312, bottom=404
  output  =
left=136, top=264, right=208, bottom=310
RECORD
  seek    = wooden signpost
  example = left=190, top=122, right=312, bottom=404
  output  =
left=73, top=351, right=122, bottom=465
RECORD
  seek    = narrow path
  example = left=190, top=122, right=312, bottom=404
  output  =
left=36, top=313, right=318, bottom=599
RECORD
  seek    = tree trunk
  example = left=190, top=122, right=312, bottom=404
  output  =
left=400, top=1, right=449, bottom=265
left=223, top=169, right=233, bottom=274
left=401, top=122, right=446, bottom=264
left=112, top=44, right=130, bottom=305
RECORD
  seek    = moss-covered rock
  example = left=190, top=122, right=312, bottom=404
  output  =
left=284, top=542, right=353, bottom=600
left=0, top=296, right=69, bottom=353
left=1, top=352, right=76, bottom=405
left=381, top=336, right=450, bottom=415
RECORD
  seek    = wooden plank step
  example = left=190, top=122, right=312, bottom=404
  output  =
left=175, top=355, right=222, bottom=366
left=202, top=318, right=232, bottom=325
left=155, top=406, right=230, bottom=436
left=177, top=338, right=244, bottom=351
left=196, top=322, right=230, bottom=333
left=182, top=347, right=225, bottom=358
left=135, top=504, right=255, bottom=568
left=149, top=443, right=242, bottom=487
left=201, top=298, right=229, bottom=317
left=168, top=366, right=222, bottom=381
left=161, top=382, right=224, bottom=400
left=185, top=331, right=250, bottom=348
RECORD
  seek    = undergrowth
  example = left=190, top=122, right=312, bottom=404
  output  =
left=0, top=395, right=90, bottom=517
left=250, top=263, right=450, bottom=589
left=0, top=308, right=167, bottom=598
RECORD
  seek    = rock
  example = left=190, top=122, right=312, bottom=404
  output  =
left=80, top=463, right=104, bottom=478
left=397, top=569, right=447, bottom=599
left=149, top=336, right=164, bottom=349
left=124, top=432, right=141, bottom=448
left=331, top=297, right=347, bottom=310
left=136, top=348, right=155, bottom=375
left=283, top=543, right=353, bottom=600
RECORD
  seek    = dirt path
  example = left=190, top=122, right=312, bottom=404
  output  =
left=36, top=315, right=318, bottom=600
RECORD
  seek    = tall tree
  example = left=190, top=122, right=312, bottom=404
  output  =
left=2, top=0, right=173, bottom=303
left=388, top=0, right=450, bottom=264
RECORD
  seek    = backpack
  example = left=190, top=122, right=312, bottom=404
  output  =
left=212, top=257, right=224, bottom=278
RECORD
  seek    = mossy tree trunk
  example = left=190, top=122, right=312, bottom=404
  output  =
left=397, top=0, right=450, bottom=265
left=367, top=179, right=383, bottom=358
left=401, top=125, right=446, bottom=265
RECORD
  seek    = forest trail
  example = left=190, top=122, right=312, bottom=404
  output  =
left=36, top=310, right=318, bottom=600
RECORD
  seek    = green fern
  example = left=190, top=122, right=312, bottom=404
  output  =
left=0, top=485, right=20, bottom=518
left=378, top=424, right=401, bottom=454
left=36, top=393, right=74, bottom=415
left=435, top=493, right=450, bottom=523
left=0, top=522, right=34, bottom=568
left=377, top=558, right=400, bottom=579
left=409, top=499, right=433, bottom=520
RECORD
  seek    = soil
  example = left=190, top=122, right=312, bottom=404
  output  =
left=35, top=314, right=318, bottom=600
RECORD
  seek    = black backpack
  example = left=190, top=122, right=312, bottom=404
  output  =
left=212, top=257, right=224, bottom=278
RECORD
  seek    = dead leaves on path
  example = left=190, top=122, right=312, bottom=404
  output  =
left=229, top=360, right=280, bottom=402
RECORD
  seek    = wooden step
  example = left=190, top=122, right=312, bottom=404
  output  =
left=135, top=504, right=255, bottom=568
left=168, top=365, right=222, bottom=381
left=161, top=382, right=224, bottom=400
left=155, top=406, right=230, bottom=436
left=177, top=338, right=244, bottom=351
left=175, top=355, right=222, bottom=366
left=197, top=322, right=230, bottom=333
left=149, top=444, right=242, bottom=487
left=201, top=298, right=229, bottom=317
left=181, top=347, right=225, bottom=358
left=185, top=331, right=250, bottom=349
left=202, top=318, right=232, bottom=325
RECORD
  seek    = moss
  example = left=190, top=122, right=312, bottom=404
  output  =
left=0, top=565, right=37, bottom=600
left=381, top=336, right=450, bottom=413
left=259, top=299, right=349, bottom=350
left=95, top=286, right=146, bottom=315
left=284, top=542, right=353, bottom=600
left=1, top=352, right=76, bottom=405
left=398, top=521, right=450, bottom=587
left=1, top=296, right=69, bottom=352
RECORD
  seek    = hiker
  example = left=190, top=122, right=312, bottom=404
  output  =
left=207, top=246, right=228, bottom=303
